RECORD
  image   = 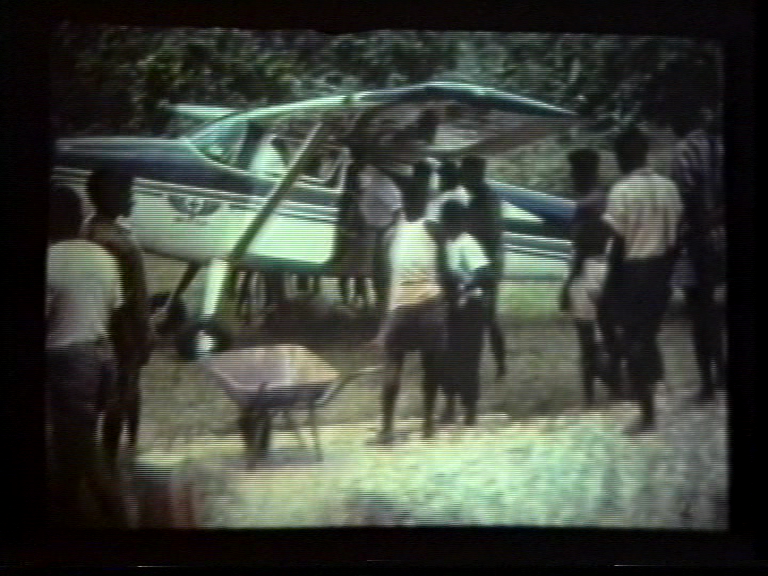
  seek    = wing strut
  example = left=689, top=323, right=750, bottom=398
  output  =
left=195, top=116, right=334, bottom=353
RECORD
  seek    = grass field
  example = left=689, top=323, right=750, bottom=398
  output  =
left=135, top=255, right=727, bottom=530
left=140, top=254, right=697, bottom=448
left=130, top=130, right=729, bottom=529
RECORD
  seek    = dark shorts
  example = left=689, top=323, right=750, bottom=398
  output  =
left=46, top=339, right=117, bottom=422
left=446, top=298, right=486, bottom=395
left=384, top=297, right=448, bottom=354
left=45, top=340, right=118, bottom=520
left=613, top=254, right=676, bottom=334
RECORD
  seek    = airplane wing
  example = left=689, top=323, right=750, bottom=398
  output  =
left=356, top=82, right=577, bottom=118
left=164, top=103, right=241, bottom=123
left=238, top=81, right=576, bottom=123
left=339, top=82, right=580, bottom=163
left=174, top=82, right=579, bottom=154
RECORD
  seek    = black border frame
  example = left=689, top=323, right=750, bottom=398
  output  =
left=3, top=0, right=757, bottom=567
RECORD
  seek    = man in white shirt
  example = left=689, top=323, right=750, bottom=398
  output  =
left=46, top=185, right=127, bottom=526
left=440, top=200, right=495, bottom=427
left=373, top=161, right=448, bottom=445
left=602, top=127, right=684, bottom=435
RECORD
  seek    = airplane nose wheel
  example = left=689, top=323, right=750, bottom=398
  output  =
left=175, top=321, right=233, bottom=361
left=150, top=292, right=188, bottom=335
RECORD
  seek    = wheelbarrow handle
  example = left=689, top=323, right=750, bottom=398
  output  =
left=340, top=365, right=384, bottom=387
left=316, top=365, right=384, bottom=407
left=352, top=365, right=384, bottom=377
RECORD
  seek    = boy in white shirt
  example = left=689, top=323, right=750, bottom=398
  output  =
left=440, top=200, right=496, bottom=426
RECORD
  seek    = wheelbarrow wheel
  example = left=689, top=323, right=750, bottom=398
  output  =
left=150, top=292, right=188, bottom=335
left=175, top=320, right=233, bottom=361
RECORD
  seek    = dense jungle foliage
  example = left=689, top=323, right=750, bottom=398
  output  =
left=51, top=25, right=722, bottom=140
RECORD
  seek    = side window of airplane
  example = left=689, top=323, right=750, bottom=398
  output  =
left=191, top=117, right=248, bottom=167
left=253, top=135, right=347, bottom=193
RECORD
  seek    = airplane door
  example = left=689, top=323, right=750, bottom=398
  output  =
left=239, top=137, right=346, bottom=272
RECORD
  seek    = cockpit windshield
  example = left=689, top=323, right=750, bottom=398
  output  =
left=188, top=115, right=248, bottom=165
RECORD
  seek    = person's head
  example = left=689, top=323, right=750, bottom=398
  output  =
left=441, top=199, right=466, bottom=238
left=49, top=185, right=83, bottom=243
left=87, top=168, right=135, bottom=219
left=438, top=160, right=460, bottom=191
left=613, top=127, right=649, bottom=175
left=567, top=148, right=600, bottom=196
left=460, top=156, right=487, bottom=191
left=402, top=160, right=432, bottom=220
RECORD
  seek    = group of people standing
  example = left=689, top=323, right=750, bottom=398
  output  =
left=46, top=169, right=154, bottom=526
left=360, top=102, right=725, bottom=443
left=44, top=101, right=726, bottom=525
left=341, top=148, right=508, bottom=443
left=561, top=105, right=725, bottom=435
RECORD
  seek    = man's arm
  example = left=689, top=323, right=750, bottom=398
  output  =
left=600, top=187, right=626, bottom=302
left=561, top=206, right=589, bottom=290
left=425, top=221, right=451, bottom=290
left=98, top=228, right=154, bottom=362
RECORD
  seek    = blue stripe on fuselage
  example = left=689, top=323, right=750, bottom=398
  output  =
left=491, top=180, right=575, bottom=232
left=55, top=138, right=340, bottom=211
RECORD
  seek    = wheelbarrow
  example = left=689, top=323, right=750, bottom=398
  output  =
left=200, top=344, right=381, bottom=466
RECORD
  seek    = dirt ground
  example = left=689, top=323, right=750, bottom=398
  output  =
left=132, top=255, right=728, bottom=530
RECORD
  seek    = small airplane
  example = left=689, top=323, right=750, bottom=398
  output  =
left=52, top=81, right=579, bottom=359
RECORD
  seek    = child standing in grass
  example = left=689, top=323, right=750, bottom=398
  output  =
left=440, top=199, right=496, bottom=426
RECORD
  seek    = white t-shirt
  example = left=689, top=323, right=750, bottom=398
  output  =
left=46, top=239, right=124, bottom=349
left=358, top=165, right=403, bottom=230
left=387, top=217, right=442, bottom=310
left=446, top=232, right=490, bottom=285
left=446, top=231, right=490, bottom=304
left=426, top=186, right=472, bottom=223
left=602, top=167, right=683, bottom=260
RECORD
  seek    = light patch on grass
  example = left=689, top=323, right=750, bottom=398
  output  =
left=137, top=392, right=727, bottom=530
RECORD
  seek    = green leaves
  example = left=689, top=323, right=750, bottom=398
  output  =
left=51, top=25, right=722, bottom=139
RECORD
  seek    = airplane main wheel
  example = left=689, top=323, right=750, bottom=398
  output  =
left=150, top=292, right=187, bottom=335
left=175, top=321, right=233, bottom=361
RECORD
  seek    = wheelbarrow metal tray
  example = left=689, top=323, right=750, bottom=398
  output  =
left=201, top=344, right=340, bottom=409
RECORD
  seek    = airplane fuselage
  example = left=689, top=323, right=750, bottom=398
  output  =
left=52, top=135, right=574, bottom=282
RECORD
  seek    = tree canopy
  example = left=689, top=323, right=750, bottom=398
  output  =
left=51, top=25, right=722, bottom=140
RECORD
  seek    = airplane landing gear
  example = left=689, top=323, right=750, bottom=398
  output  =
left=152, top=263, right=200, bottom=336
left=150, top=292, right=187, bottom=335
left=175, top=320, right=233, bottom=361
